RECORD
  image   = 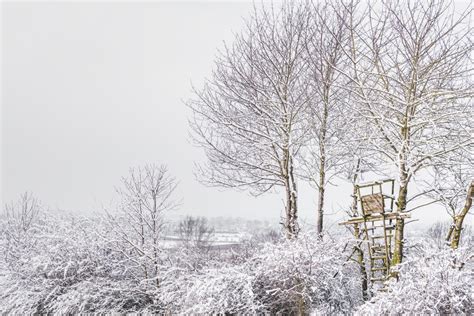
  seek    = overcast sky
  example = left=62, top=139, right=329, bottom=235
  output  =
left=2, top=1, right=461, bottom=229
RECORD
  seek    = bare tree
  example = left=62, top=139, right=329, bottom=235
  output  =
left=338, top=0, right=473, bottom=263
left=296, top=0, right=355, bottom=235
left=178, top=216, right=214, bottom=250
left=188, top=2, right=312, bottom=238
left=4, top=192, right=41, bottom=233
left=2, top=192, right=42, bottom=264
left=104, top=164, right=179, bottom=288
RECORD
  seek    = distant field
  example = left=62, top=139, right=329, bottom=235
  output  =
left=161, top=231, right=250, bottom=249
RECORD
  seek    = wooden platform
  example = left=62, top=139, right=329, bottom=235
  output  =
left=339, top=212, right=410, bottom=226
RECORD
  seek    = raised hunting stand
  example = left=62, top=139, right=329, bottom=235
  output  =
left=339, top=179, right=410, bottom=288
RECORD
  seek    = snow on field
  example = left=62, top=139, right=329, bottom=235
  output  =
left=161, top=231, right=251, bottom=248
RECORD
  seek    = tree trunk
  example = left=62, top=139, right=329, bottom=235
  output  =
left=354, top=224, right=369, bottom=300
left=152, top=193, right=160, bottom=288
left=284, top=185, right=298, bottom=239
left=284, top=155, right=299, bottom=239
left=392, top=182, right=407, bottom=265
left=350, top=161, right=368, bottom=300
left=316, top=96, right=329, bottom=236
left=450, top=182, right=474, bottom=249
left=316, top=167, right=325, bottom=235
left=391, top=101, right=411, bottom=266
left=295, top=277, right=306, bottom=315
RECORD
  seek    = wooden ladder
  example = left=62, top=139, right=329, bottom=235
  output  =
left=339, top=179, right=411, bottom=291
left=357, top=180, right=395, bottom=286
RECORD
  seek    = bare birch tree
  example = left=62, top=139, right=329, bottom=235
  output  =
left=338, top=0, right=473, bottom=263
left=104, top=164, right=179, bottom=288
left=189, top=2, right=312, bottom=238
left=299, top=0, right=355, bottom=235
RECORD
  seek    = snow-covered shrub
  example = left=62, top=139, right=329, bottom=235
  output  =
left=249, top=233, right=363, bottom=314
left=0, top=277, right=159, bottom=314
left=0, top=276, right=58, bottom=314
left=0, top=209, right=131, bottom=313
left=357, top=242, right=473, bottom=315
left=0, top=208, right=365, bottom=315
left=160, top=266, right=259, bottom=314
left=0, top=193, right=44, bottom=270
left=41, top=278, right=161, bottom=313
left=159, top=232, right=363, bottom=314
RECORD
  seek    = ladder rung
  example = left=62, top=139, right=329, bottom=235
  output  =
left=371, top=267, right=388, bottom=271
left=371, top=236, right=385, bottom=239
left=371, top=245, right=386, bottom=249
left=367, top=224, right=395, bottom=228
left=364, top=226, right=390, bottom=231
left=371, top=249, right=388, bottom=255
left=364, top=227, right=395, bottom=232
left=371, top=255, right=387, bottom=260
left=371, top=249, right=386, bottom=253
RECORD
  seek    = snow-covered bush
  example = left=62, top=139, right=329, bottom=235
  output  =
left=8, top=207, right=471, bottom=315
left=41, top=278, right=161, bottom=313
left=0, top=207, right=131, bottom=313
left=250, top=233, right=363, bottom=314
left=160, top=266, right=259, bottom=314
left=357, top=242, right=473, bottom=315
left=158, top=233, right=363, bottom=314
left=0, top=276, right=160, bottom=314
left=1, top=192, right=43, bottom=270
left=0, top=276, right=58, bottom=314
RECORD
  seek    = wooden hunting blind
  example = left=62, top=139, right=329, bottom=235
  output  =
left=339, top=179, right=410, bottom=288
left=360, top=193, right=384, bottom=214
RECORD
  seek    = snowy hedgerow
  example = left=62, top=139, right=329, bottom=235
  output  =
left=41, top=278, right=161, bottom=314
left=159, top=266, right=259, bottom=314
left=0, top=276, right=58, bottom=314
left=0, top=202, right=134, bottom=313
left=249, top=233, right=363, bottom=314
left=158, top=232, right=363, bottom=314
left=357, top=242, right=473, bottom=315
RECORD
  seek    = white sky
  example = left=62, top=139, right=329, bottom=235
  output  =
left=2, top=1, right=463, bottom=230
